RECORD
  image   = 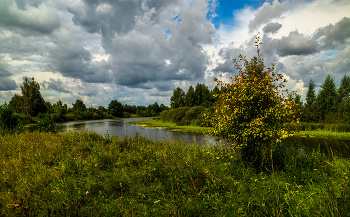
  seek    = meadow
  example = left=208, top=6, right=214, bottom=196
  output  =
left=1, top=131, right=350, bottom=216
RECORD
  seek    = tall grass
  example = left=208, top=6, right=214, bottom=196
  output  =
left=1, top=131, right=350, bottom=216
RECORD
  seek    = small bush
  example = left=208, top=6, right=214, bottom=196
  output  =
left=37, top=113, right=58, bottom=133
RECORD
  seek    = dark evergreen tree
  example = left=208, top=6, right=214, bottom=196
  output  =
left=316, top=75, right=338, bottom=122
left=170, top=87, right=185, bottom=108
left=304, top=80, right=317, bottom=122
left=108, top=100, right=124, bottom=117
left=184, top=86, right=195, bottom=107
left=338, top=75, right=350, bottom=104
left=194, top=83, right=210, bottom=106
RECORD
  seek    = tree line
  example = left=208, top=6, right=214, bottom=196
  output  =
left=295, top=74, right=350, bottom=124
left=0, top=77, right=168, bottom=132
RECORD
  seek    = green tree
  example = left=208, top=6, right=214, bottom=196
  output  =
left=304, top=80, right=317, bottom=122
left=20, top=77, right=47, bottom=116
left=8, top=94, right=23, bottom=113
left=184, top=86, right=195, bottom=107
left=338, top=75, right=350, bottom=104
left=52, top=100, right=67, bottom=122
left=72, top=99, right=86, bottom=112
left=206, top=37, right=298, bottom=169
left=317, top=75, right=338, bottom=122
left=194, top=83, right=210, bottom=106
left=108, top=100, right=124, bottom=117
left=170, top=87, right=185, bottom=108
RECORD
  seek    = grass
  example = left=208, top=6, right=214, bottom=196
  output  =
left=131, top=119, right=211, bottom=134
left=1, top=131, right=350, bottom=216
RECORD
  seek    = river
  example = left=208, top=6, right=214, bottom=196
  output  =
left=58, top=118, right=350, bottom=158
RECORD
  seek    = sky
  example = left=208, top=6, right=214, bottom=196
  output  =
left=0, top=0, right=349, bottom=108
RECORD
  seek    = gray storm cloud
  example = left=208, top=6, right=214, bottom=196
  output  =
left=313, top=17, right=350, bottom=50
left=276, top=31, right=318, bottom=57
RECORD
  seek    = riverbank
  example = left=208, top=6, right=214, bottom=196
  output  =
left=132, top=119, right=350, bottom=140
left=0, top=131, right=349, bottom=216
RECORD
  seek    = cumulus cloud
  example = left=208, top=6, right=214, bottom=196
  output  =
left=262, top=22, right=282, bottom=34
left=248, top=0, right=288, bottom=32
left=67, top=0, right=215, bottom=88
left=313, top=17, right=350, bottom=50
left=48, top=30, right=112, bottom=83
left=0, top=0, right=60, bottom=35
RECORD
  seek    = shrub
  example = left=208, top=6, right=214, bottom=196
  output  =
left=206, top=37, right=298, bottom=170
left=179, top=106, right=206, bottom=126
left=37, top=113, right=58, bottom=133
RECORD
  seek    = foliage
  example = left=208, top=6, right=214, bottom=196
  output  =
left=108, top=99, right=124, bottom=117
left=184, top=85, right=195, bottom=107
left=170, top=87, right=185, bottom=108
left=206, top=37, right=298, bottom=168
left=37, top=113, right=58, bottom=133
left=194, top=83, right=211, bottom=107
left=14, top=77, right=47, bottom=116
left=0, top=102, right=23, bottom=132
left=72, top=99, right=86, bottom=112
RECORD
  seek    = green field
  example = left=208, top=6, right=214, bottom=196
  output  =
left=1, top=131, right=350, bottom=216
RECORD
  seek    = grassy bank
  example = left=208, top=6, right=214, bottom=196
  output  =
left=133, top=119, right=350, bottom=140
left=132, top=119, right=211, bottom=134
left=1, top=131, right=350, bottom=216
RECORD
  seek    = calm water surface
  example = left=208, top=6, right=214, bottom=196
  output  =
left=58, top=118, right=221, bottom=147
left=58, top=118, right=350, bottom=157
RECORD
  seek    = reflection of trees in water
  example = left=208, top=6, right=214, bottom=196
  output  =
left=108, top=121, right=124, bottom=127
left=284, top=137, right=350, bottom=158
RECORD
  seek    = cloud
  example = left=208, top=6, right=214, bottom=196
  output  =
left=0, top=59, right=17, bottom=91
left=42, top=78, right=70, bottom=93
left=276, top=31, right=318, bottom=56
left=248, top=0, right=288, bottom=32
left=262, top=22, right=282, bottom=34
left=67, top=0, right=215, bottom=88
left=313, top=17, right=350, bottom=50
left=0, top=0, right=60, bottom=36
left=48, top=29, right=112, bottom=83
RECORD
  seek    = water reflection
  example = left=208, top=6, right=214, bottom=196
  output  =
left=58, top=118, right=222, bottom=147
